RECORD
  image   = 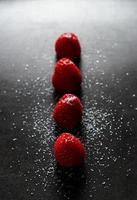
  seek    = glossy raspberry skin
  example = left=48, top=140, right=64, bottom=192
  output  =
left=54, top=133, right=85, bottom=167
left=52, top=58, right=82, bottom=93
left=53, top=94, right=83, bottom=129
left=55, top=33, right=81, bottom=60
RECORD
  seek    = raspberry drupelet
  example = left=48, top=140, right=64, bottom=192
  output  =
left=54, top=133, right=85, bottom=167
left=55, top=32, right=81, bottom=60
left=52, top=58, right=82, bottom=93
left=53, top=94, right=83, bottom=130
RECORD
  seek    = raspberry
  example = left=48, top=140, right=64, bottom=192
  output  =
left=55, top=33, right=81, bottom=60
left=53, top=94, right=83, bottom=129
left=52, top=58, right=82, bottom=93
left=54, top=133, right=85, bottom=167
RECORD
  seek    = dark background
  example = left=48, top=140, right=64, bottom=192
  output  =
left=0, top=0, right=137, bottom=200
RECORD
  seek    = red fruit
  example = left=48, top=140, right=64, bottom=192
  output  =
left=54, top=133, right=85, bottom=167
left=52, top=58, right=82, bottom=93
left=55, top=33, right=81, bottom=60
left=53, top=94, right=83, bottom=129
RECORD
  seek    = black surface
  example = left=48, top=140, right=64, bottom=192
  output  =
left=0, top=0, right=137, bottom=200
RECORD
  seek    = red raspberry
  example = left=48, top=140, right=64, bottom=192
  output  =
left=53, top=94, right=83, bottom=129
left=54, top=133, right=85, bottom=167
left=52, top=58, right=82, bottom=93
left=55, top=33, right=81, bottom=60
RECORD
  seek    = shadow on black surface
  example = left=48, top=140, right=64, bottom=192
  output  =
left=54, top=164, right=86, bottom=200
left=53, top=122, right=86, bottom=143
left=52, top=87, right=83, bottom=104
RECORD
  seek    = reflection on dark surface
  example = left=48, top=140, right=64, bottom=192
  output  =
left=0, top=0, right=137, bottom=200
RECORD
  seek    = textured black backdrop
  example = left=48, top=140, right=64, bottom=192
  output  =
left=0, top=0, right=137, bottom=200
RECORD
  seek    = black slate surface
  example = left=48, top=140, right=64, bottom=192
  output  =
left=0, top=0, right=137, bottom=200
